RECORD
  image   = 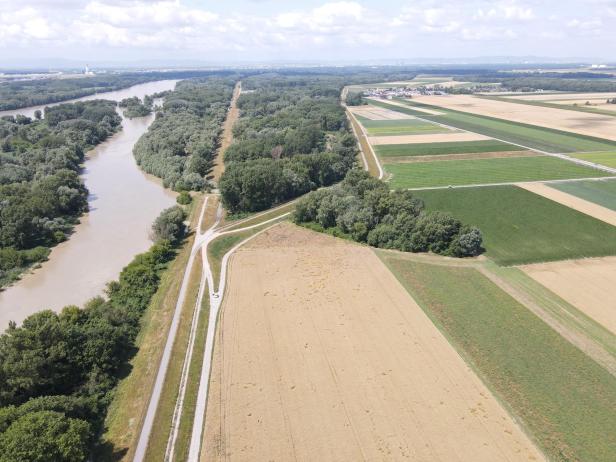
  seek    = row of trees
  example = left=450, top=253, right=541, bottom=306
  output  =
left=132, top=78, right=236, bottom=191
left=294, top=170, right=483, bottom=257
left=0, top=100, right=122, bottom=287
left=0, top=205, right=187, bottom=460
left=219, top=75, right=357, bottom=212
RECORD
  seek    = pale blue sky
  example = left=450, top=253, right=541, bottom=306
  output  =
left=0, top=0, right=614, bottom=65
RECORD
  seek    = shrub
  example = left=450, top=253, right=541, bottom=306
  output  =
left=151, top=206, right=187, bottom=244
left=176, top=191, right=192, bottom=205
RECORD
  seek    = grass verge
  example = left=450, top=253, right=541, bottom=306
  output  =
left=417, top=185, right=616, bottom=265
left=380, top=255, right=616, bottom=462
left=348, top=111, right=380, bottom=177
left=386, top=155, right=609, bottom=189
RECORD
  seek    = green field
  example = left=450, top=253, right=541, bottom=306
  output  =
left=551, top=178, right=616, bottom=211
left=369, top=99, right=616, bottom=153
left=355, top=114, right=448, bottom=136
left=379, top=256, right=616, bottom=462
left=570, top=151, right=616, bottom=168
left=386, top=155, right=609, bottom=189
left=374, top=140, right=524, bottom=158
left=417, top=185, right=616, bottom=265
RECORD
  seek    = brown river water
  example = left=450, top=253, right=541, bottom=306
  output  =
left=0, top=80, right=179, bottom=330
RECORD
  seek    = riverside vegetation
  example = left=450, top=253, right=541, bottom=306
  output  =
left=0, top=100, right=122, bottom=287
left=0, top=205, right=187, bottom=461
left=294, top=170, right=483, bottom=257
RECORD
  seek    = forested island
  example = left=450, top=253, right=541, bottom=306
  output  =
left=0, top=100, right=121, bottom=287
left=219, top=74, right=358, bottom=212
left=132, top=78, right=236, bottom=190
left=119, top=96, right=153, bottom=119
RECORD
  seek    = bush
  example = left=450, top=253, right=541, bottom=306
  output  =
left=176, top=191, right=192, bottom=205
left=151, top=206, right=187, bottom=244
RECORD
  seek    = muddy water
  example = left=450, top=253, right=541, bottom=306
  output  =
left=0, top=79, right=179, bottom=119
left=0, top=80, right=178, bottom=329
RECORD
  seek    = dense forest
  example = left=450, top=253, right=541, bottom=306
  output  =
left=219, top=74, right=358, bottom=212
left=0, top=206, right=187, bottom=460
left=132, top=78, right=236, bottom=191
left=294, top=169, right=483, bottom=257
left=457, top=73, right=616, bottom=93
left=119, top=96, right=152, bottom=119
left=0, top=100, right=121, bottom=287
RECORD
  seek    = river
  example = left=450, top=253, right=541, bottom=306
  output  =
left=0, top=80, right=179, bottom=330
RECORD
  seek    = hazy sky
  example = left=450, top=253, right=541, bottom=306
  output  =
left=0, top=0, right=615, bottom=65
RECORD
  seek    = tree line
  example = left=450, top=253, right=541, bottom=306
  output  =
left=219, top=74, right=357, bottom=213
left=0, top=100, right=122, bottom=287
left=294, top=169, right=483, bottom=257
left=0, top=205, right=187, bottom=460
left=132, top=78, right=236, bottom=191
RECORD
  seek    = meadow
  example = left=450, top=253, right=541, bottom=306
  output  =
left=417, top=185, right=616, bottom=265
left=369, top=99, right=616, bottom=152
left=374, top=139, right=523, bottom=158
left=552, top=178, right=616, bottom=211
left=355, top=114, right=448, bottom=136
left=570, top=151, right=616, bottom=168
left=380, top=256, right=616, bottom=462
left=386, top=155, right=609, bottom=189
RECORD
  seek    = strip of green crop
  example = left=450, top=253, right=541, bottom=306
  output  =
left=375, top=140, right=525, bottom=158
left=379, top=255, right=616, bottom=462
left=551, top=178, right=616, bottom=211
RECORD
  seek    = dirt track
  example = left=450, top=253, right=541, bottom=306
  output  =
left=202, top=224, right=543, bottom=462
left=518, top=182, right=616, bottom=227
left=369, top=132, right=489, bottom=145
left=522, top=257, right=616, bottom=336
left=414, top=94, right=616, bottom=141
left=212, top=81, right=241, bottom=182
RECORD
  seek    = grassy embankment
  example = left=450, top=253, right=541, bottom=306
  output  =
left=354, top=114, right=449, bottom=136
left=417, top=185, right=616, bottom=265
left=369, top=98, right=616, bottom=153
left=347, top=110, right=381, bottom=177
left=101, top=195, right=204, bottom=461
left=380, top=255, right=616, bottom=462
left=551, top=178, right=616, bottom=211
left=374, top=139, right=524, bottom=158
left=386, top=155, right=611, bottom=189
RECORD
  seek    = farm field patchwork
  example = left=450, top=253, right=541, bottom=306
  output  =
left=412, top=94, right=616, bottom=142
left=417, top=185, right=616, bottom=265
left=369, top=99, right=616, bottom=152
left=380, top=256, right=616, bottom=462
left=374, top=139, right=525, bottom=158
left=355, top=114, right=449, bottom=136
left=201, top=224, right=544, bottom=461
left=349, top=104, right=414, bottom=120
left=386, top=155, right=610, bottom=189
left=551, top=178, right=616, bottom=211
left=522, top=257, right=616, bottom=336
left=570, top=151, right=616, bottom=168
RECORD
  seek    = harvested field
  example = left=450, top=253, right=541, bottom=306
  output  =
left=518, top=182, right=616, bottom=227
left=349, top=105, right=414, bottom=120
left=369, top=132, right=489, bottom=145
left=418, top=185, right=616, bottom=265
left=202, top=224, right=543, bottom=462
left=522, top=257, right=616, bottom=335
left=369, top=99, right=616, bottom=152
left=571, top=151, right=616, bottom=168
left=385, top=150, right=539, bottom=163
left=552, top=178, right=616, bottom=211
left=413, top=94, right=616, bottom=141
left=386, top=155, right=609, bottom=189
left=381, top=256, right=616, bottom=462
left=374, top=140, right=524, bottom=158
left=506, top=92, right=616, bottom=101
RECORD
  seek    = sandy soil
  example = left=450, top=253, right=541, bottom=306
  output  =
left=369, top=132, right=490, bottom=145
left=413, top=94, right=616, bottom=141
left=522, top=257, right=616, bottom=336
left=368, top=97, right=444, bottom=115
left=211, top=81, right=241, bottom=183
left=386, top=150, right=539, bottom=163
left=350, top=105, right=415, bottom=120
left=201, top=223, right=544, bottom=462
left=505, top=92, right=616, bottom=101
left=517, top=182, right=616, bottom=227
